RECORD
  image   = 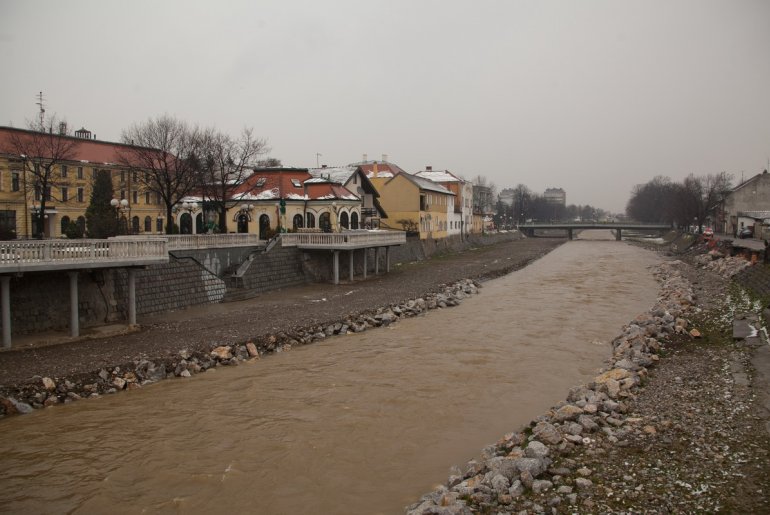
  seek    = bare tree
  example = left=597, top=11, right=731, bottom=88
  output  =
left=1, top=117, right=80, bottom=238
left=119, top=115, right=203, bottom=234
left=677, top=172, right=733, bottom=231
left=511, top=183, right=531, bottom=224
left=198, top=127, right=269, bottom=233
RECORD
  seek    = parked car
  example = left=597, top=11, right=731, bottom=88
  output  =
left=739, top=227, right=753, bottom=239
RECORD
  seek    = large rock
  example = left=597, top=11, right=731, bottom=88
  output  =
left=532, top=421, right=562, bottom=445
left=211, top=346, right=233, bottom=360
left=524, top=441, right=550, bottom=459
left=554, top=404, right=583, bottom=422
left=41, top=377, right=56, bottom=391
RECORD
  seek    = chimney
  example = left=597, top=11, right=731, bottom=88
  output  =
left=426, top=165, right=432, bottom=171
left=362, top=153, right=368, bottom=162
left=321, top=164, right=327, bottom=168
left=382, top=154, right=388, bottom=162
left=373, top=162, right=378, bottom=178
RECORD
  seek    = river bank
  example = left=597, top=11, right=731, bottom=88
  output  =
left=406, top=239, right=770, bottom=514
left=0, top=236, right=564, bottom=416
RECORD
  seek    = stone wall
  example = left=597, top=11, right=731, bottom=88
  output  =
left=734, top=263, right=770, bottom=300
left=170, top=246, right=262, bottom=277
left=236, top=246, right=308, bottom=292
left=112, top=257, right=226, bottom=317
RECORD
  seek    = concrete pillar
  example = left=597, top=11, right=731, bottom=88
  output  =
left=349, top=250, right=354, bottom=282
left=128, top=268, right=137, bottom=326
left=68, top=271, right=79, bottom=338
left=568, top=228, right=573, bottom=240
left=333, top=250, right=340, bottom=285
left=1, top=275, right=11, bottom=349
left=386, top=247, right=391, bottom=273
left=363, top=248, right=368, bottom=280
left=374, top=247, right=380, bottom=275
left=616, top=229, right=622, bottom=241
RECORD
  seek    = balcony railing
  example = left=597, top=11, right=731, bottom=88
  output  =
left=281, top=230, right=406, bottom=249
left=0, top=238, right=169, bottom=272
left=110, top=233, right=264, bottom=250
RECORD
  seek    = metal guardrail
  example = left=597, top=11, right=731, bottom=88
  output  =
left=0, top=238, right=169, bottom=272
left=281, top=230, right=407, bottom=249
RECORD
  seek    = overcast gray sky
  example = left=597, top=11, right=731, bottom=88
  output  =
left=1, top=0, right=768, bottom=213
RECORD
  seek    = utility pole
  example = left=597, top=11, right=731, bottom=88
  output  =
left=35, top=91, right=45, bottom=130
left=316, top=153, right=322, bottom=168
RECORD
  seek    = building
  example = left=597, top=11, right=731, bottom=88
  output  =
left=415, top=166, right=471, bottom=237
left=0, top=126, right=166, bottom=239
left=226, top=167, right=362, bottom=238
left=307, top=165, right=387, bottom=228
left=362, top=160, right=456, bottom=239
left=498, top=188, right=515, bottom=207
left=721, top=170, right=770, bottom=237
left=543, top=187, right=566, bottom=206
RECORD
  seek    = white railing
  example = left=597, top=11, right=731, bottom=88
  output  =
left=110, top=233, right=264, bottom=250
left=281, top=230, right=406, bottom=248
left=0, top=238, right=169, bottom=268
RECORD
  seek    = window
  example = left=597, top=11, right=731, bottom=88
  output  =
left=144, top=216, right=152, bottom=232
left=120, top=170, right=125, bottom=183
left=77, top=167, right=84, bottom=179
left=156, top=193, right=162, bottom=205
left=61, top=165, right=68, bottom=178
left=61, top=187, right=68, bottom=202
left=291, top=179, right=301, bottom=188
left=133, top=171, right=138, bottom=182
left=34, top=186, right=41, bottom=201
left=44, top=187, right=52, bottom=201
left=305, top=212, right=315, bottom=228
left=133, top=191, right=138, bottom=204
left=156, top=217, right=163, bottom=232
left=92, top=168, right=97, bottom=178
left=11, top=172, right=19, bottom=192
left=145, top=192, right=150, bottom=204
left=0, top=210, right=16, bottom=237
left=77, top=187, right=84, bottom=202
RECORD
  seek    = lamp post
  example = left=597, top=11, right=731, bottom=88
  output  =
left=111, top=198, right=129, bottom=234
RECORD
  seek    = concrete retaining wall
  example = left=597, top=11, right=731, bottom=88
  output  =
left=170, top=246, right=262, bottom=277
left=237, top=246, right=308, bottom=293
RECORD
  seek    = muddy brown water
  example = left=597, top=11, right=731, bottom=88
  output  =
left=0, top=233, right=662, bottom=514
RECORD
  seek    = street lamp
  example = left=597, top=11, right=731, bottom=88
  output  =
left=111, top=198, right=130, bottom=234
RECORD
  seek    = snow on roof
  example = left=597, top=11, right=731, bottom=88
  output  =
left=304, top=177, right=330, bottom=184
left=406, top=173, right=455, bottom=195
left=308, top=166, right=357, bottom=184
left=365, top=170, right=394, bottom=179
left=415, top=170, right=461, bottom=183
left=286, top=193, right=308, bottom=200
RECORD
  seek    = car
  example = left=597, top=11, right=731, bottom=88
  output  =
left=739, top=227, right=753, bottom=239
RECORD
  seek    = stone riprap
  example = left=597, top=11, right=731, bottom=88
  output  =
left=0, top=279, right=480, bottom=415
left=405, top=260, right=699, bottom=515
left=692, top=252, right=752, bottom=278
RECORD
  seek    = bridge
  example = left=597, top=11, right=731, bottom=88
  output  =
left=518, top=222, right=671, bottom=241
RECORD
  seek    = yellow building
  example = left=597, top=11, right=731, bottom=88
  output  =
left=0, top=126, right=167, bottom=239
left=361, top=161, right=455, bottom=239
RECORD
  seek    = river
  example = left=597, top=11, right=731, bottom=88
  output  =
left=0, top=232, right=661, bottom=514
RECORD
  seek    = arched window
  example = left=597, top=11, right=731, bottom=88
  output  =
left=144, top=216, right=152, bottom=233
left=293, top=214, right=304, bottom=230
left=319, top=212, right=331, bottom=232
left=339, top=211, right=349, bottom=229
left=306, top=212, right=316, bottom=229
left=258, top=214, right=270, bottom=239
left=131, top=216, right=140, bottom=234
left=237, top=214, right=249, bottom=234
left=60, top=215, right=71, bottom=236
left=351, top=211, right=359, bottom=230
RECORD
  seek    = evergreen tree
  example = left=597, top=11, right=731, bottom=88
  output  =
left=85, top=170, right=118, bottom=238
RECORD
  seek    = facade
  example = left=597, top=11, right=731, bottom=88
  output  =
left=0, top=126, right=166, bottom=239
left=498, top=188, right=515, bottom=207
left=721, top=170, right=770, bottom=237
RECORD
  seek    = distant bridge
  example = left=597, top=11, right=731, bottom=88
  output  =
left=518, top=222, right=671, bottom=241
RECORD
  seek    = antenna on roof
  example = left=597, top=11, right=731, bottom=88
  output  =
left=35, top=91, right=46, bottom=130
